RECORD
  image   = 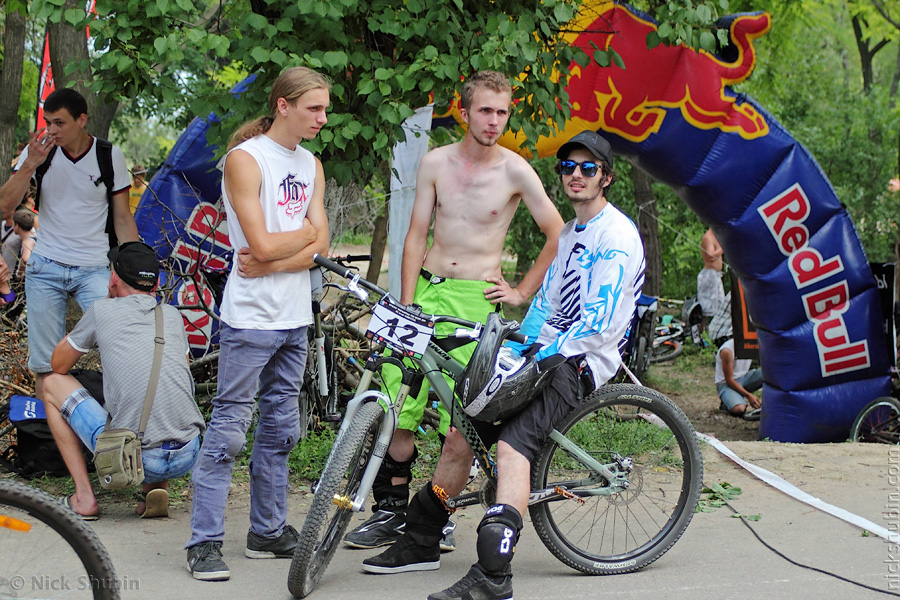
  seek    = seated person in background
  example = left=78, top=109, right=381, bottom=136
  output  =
left=0, top=261, right=15, bottom=305
left=715, top=337, right=762, bottom=421
left=42, top=242, right=205, bottom=520
left=13, top=207, right=36, bottom=280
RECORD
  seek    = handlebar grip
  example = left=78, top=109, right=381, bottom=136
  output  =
left=313, top=253, right=354, bottom=278
left=508, top=331, right=528, bottom=344
left=341, top=254, right=371, bottom=263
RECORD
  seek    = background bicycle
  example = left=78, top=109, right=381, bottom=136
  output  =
left=850, top=367, right=900, bottom=443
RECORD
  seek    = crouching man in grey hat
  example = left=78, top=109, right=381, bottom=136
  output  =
left=43, top=241, right=204, bottom=520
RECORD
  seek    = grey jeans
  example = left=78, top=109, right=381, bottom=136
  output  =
left=187, top=324, right=307, bottom=548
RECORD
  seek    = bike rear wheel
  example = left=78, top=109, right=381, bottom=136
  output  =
left=288, top=401, right=384, bottom=598
left=0, top=480, right=120, bottom=599
left=529, top=384, right=702, bottom=575
left=650, top=339, right=682, bottom=363
left=851, top=396, right=900, bottom=443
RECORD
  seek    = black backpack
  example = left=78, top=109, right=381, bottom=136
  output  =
left=33, top=138, right=119, bottom=249
left=0, top=370, right=104, bottom=479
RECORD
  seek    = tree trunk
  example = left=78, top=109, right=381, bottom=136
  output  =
left=48, top=0, right=118, bottom=138
left=851, top=15, right=888, bottom=94
left=367, top=206, right=388, bottom=284
left=631, top=164, right=661, bottom=297
left=891, top=44, right=900, bottom=100
left=0, top=5, right=27, bottom=184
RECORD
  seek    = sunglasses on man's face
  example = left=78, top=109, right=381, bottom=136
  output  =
left=558, top=160, right=600, bottom=177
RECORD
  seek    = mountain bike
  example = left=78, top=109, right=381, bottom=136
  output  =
left=287, top=255, right=704, bottom=598
left=300, top=254, right=374, bottom=434
left=0, top=480, right=120, bottom=599
left=650, top=316, right=685, bottom=363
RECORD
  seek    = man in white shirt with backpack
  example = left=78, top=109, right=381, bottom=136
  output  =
left=0, top=87, right=138, bottom=407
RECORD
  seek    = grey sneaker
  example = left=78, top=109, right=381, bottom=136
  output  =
left=439, top=519, right=457, bottom=552
left=362, top=534, right=440, bottom=574
left=344, top=509, right=406, bottom=549
left=427, top=564, right=512, bottom=600
left=187, top=541, right=230, bottom=581
left=245, top=524, right=300, bottom=559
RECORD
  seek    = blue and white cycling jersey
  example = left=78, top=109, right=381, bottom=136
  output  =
left=515, top=202, right=645, bottom=389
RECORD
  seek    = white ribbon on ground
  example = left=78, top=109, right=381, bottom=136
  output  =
left=699, top=432, right=900, bottom=544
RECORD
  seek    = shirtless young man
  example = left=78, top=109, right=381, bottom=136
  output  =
left=343, top=71, right=563, bottom=550
left=698, top=228, right=726, bottom=329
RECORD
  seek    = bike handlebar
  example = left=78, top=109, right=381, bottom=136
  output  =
left=314, top=253, right=387, bottom=295
left=313, top=253, right=528, bottom=344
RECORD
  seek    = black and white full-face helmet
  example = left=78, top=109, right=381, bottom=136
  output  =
left=456, top=313, right=552, bottom=422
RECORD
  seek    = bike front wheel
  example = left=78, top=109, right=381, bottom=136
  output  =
left=0, top=480, right=120, bottom=599
left=530, top=383, right=703, bottom=575
left=851, top=396, right=900, bottom=443
left=288, top=401, right=384, bottom=598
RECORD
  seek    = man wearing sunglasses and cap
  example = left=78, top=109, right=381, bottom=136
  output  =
left=40, top=241, right=204, bottom=521
left=367, top=130, right=645, bottom=600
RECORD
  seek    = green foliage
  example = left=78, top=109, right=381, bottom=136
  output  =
left=289, top=428, right=337, bottom=481
left=44, top=0, right=587, bottom=188
left=639, top=0, right=733, bottom=52
left=696, top=481, right=741, bottom=512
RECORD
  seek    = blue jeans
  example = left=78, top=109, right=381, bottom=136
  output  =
left=62, top=387, right=200, bottom=483
left=188, top=324, right=307, bottom=548
left=25, top=254, right=110, bottom=373
left=717, top=368, right=763, bottom=411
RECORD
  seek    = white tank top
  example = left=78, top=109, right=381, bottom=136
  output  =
left=219, top=134, right=315, bottom=329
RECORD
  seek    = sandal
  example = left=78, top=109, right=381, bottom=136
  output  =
left=137, top=489, right=169, bottom=519
left=63, top=495, right=100, bottom=521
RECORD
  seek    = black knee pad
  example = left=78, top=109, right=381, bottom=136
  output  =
left=476, top=504, right=523, bottom=574
left=371, top=447, right=418, bottom=510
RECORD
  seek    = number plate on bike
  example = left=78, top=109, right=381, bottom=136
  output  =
left=367, top=301, right=434, bottom=358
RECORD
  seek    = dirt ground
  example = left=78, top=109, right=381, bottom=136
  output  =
left=646, top=348, right=763, bottom=442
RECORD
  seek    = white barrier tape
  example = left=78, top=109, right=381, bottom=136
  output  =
left=698, top=432, right=900, bottom=544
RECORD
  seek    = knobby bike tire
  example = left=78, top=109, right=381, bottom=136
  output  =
left=0, top=480, right=120, bottom=599
left=529, top=383, right=703, bottom=575
left=851, top=396, right=900, bottom=444
left=288, top=401, right=384, bottom=598
left=650, top=339, right=683, bottom=363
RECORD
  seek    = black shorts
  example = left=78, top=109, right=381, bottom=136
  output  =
left=472, top=360, right=584, bottom=464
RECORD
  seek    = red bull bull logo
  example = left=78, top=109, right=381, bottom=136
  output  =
left=562, top=2, right=770, bottom=144
left=437, top=1, right=771, bottom=157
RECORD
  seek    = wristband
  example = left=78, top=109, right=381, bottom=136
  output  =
left=1, top=290, right=15, bottom=303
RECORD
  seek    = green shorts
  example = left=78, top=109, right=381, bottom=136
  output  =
left=381, top=274, right=498, bottom=435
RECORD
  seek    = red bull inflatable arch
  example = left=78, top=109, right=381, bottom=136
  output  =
left=499, top=1, right=889, bottom=443
left=137, top=2, right=890, bottom=443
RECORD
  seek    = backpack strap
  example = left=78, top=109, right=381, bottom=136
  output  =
left=32, top=146, right=58, bottom=212
left=95, top=138, right=118, bottom=249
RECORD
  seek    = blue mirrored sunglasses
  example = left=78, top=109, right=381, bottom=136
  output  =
left=558, top=160, right=600, bottom=177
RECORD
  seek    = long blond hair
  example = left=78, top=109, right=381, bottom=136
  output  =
left=228, top=67, right=332, bottom=150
